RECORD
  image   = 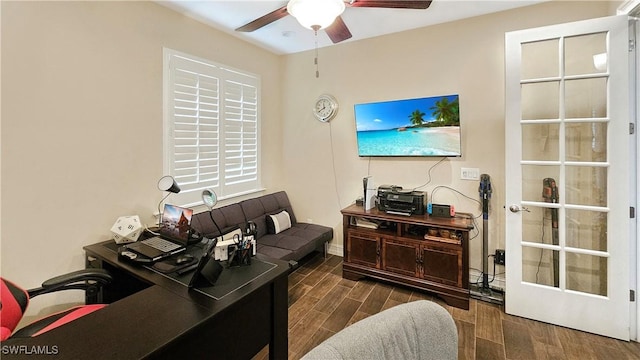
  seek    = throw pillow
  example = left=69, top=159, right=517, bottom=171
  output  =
left=266, top=210, right=292, bottom=234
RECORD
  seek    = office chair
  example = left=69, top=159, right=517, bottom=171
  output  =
left=1, top=268, right=112, bottom=340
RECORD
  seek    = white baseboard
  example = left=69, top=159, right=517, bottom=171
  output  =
left=327, top=242, right=343, bottom=257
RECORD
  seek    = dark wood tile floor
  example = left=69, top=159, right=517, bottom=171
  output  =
left=255, top=253, right=640, bottom=360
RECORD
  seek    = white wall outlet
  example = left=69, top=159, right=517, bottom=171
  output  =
left=461, top=167, right=480, bottom=180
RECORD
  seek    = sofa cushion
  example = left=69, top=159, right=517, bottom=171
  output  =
left=266, top=210, right=292, bottom=234
left=191, top=203, right=245, bottom=237
left=259, top=234, right=306, bottom=252
left=257, top=237, right=311, bottom=261
left=241, top=191, right=297, bottom=239
left=240, top=197, right=268, bottom=238
left=258, top=224, right=332, bottom=261
left=256, top=244, right=293, bottom=260
left=261, top=192, right=297, bottom=222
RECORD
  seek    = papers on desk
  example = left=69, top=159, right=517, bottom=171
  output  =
left=351, top=217, right=380, bottom=229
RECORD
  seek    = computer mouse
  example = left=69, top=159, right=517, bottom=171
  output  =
left=176, top=254, right=194, bottom=265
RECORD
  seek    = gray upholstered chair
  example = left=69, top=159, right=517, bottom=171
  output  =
left=301, top=300, right=458, bottom=360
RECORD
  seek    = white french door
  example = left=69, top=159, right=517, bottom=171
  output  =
left=505, top=15, right=633, bottom=340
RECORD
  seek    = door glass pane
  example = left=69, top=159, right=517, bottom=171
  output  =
left=565, top=78, right=607, bottom=119
left=565, top=166, right=607, bottom=206
left=565, top=209, right=607, bottom=252
left=566, top=252, right=607, bottom=296
left=522, top=206, right=559, bottom=246
left=565, top=122, right=607, bottom=162
left=522, top=82, right=559, bottom=120
left=522, top=123, right=559, bottom=161
left=522, top=246, right=559, bottom=288
left=521, top=39, right=559, bottom=79
left=564, top=32, right=607, bottom=76
left=522, top=165, right=560, bottom=203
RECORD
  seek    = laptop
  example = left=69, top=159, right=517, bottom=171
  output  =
left=126, top=204, right=193, bottom=261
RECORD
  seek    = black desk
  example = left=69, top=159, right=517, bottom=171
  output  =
left=1, top=240, right=289, bottom=359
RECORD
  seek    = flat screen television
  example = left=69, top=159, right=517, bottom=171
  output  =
left=353, top=94, right=461, bottom=157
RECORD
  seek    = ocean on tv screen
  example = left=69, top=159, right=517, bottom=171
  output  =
left=357, top=126, right=461, bottom=156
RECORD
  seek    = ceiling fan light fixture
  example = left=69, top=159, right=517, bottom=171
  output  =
left=287, top=0, right=346, bottom=30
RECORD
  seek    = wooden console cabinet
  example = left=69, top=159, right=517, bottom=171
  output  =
left=341, top=204, right=473, bottom=309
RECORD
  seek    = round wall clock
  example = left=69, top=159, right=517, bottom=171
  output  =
left=313, top=94, right=339, bottom=123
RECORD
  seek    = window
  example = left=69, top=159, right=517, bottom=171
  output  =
left=163, top=48, right=261, bottom=206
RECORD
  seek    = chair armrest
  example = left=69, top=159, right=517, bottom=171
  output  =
left=28, top=269, right=112, bottom=298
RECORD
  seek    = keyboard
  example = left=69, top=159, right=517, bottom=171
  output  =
left=141, top=237, right=182, bottom=252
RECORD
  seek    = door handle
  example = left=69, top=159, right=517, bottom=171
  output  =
left=509, top=205, right=530, bottom=213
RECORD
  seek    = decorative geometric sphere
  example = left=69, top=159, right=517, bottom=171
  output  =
left=110, top=215, right=143, bottom=244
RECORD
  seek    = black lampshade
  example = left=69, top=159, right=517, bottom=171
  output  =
left=158, top=175, right=180, bottom=193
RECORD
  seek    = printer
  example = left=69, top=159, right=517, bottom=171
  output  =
left=377, top=185, right=427, bottom=216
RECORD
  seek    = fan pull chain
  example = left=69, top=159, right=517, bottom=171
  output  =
left=313, top=26, right=320, bottom=78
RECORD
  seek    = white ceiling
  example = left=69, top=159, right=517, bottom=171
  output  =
left=158, top=0, right=547, bottom=54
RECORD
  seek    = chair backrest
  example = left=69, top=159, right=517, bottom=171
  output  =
left=0, top=278, right=29, bottom=341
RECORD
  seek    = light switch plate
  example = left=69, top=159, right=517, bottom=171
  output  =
left=461, top=167, right=480, bottom=180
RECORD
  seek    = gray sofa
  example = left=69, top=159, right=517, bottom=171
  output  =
left=302, top=300, right=458, bottom=360
left=191, top=191, right=333, bottom=261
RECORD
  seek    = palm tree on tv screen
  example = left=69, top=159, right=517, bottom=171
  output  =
left=430, top=97, right=460, bottom=126
left=408, top=109, right=426, bottom=126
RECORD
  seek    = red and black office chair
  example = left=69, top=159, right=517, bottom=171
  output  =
left=1, top=269, right=112, bottom=340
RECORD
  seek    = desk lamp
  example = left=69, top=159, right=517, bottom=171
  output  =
left=198, top=189, right=225, bottom=284
left=202, top=189, right=224, bottom=240
left=157, top=175, right=181, bottom=227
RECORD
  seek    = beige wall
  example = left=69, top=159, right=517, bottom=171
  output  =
left=1, top=1, right=282, bottom=318
left=280, top=0, right=614, bottom=278
left=0, top=0, right=616, bottom=320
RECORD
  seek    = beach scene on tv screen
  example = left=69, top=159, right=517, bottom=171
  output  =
left=354, top=94, right=461, bottom=156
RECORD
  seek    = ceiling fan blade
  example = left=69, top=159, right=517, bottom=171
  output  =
left=235, top=5, right=289, bottom=32
left=347, top=0, right=432, bottom=9
left=326, top=16, right=352, bottom=44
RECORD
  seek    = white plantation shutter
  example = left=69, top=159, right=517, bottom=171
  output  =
left=164, top=49, right=261, bottom=206
left=223, top=79, right=258, bottom=194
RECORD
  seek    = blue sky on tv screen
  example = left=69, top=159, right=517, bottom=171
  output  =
left=354, top=94, right=458, bottom=132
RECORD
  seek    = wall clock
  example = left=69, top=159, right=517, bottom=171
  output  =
left=313, top=94, right=338, bottom=123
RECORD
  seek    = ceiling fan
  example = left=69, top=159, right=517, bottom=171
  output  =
left=236, top=0, right=433, bottom=44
